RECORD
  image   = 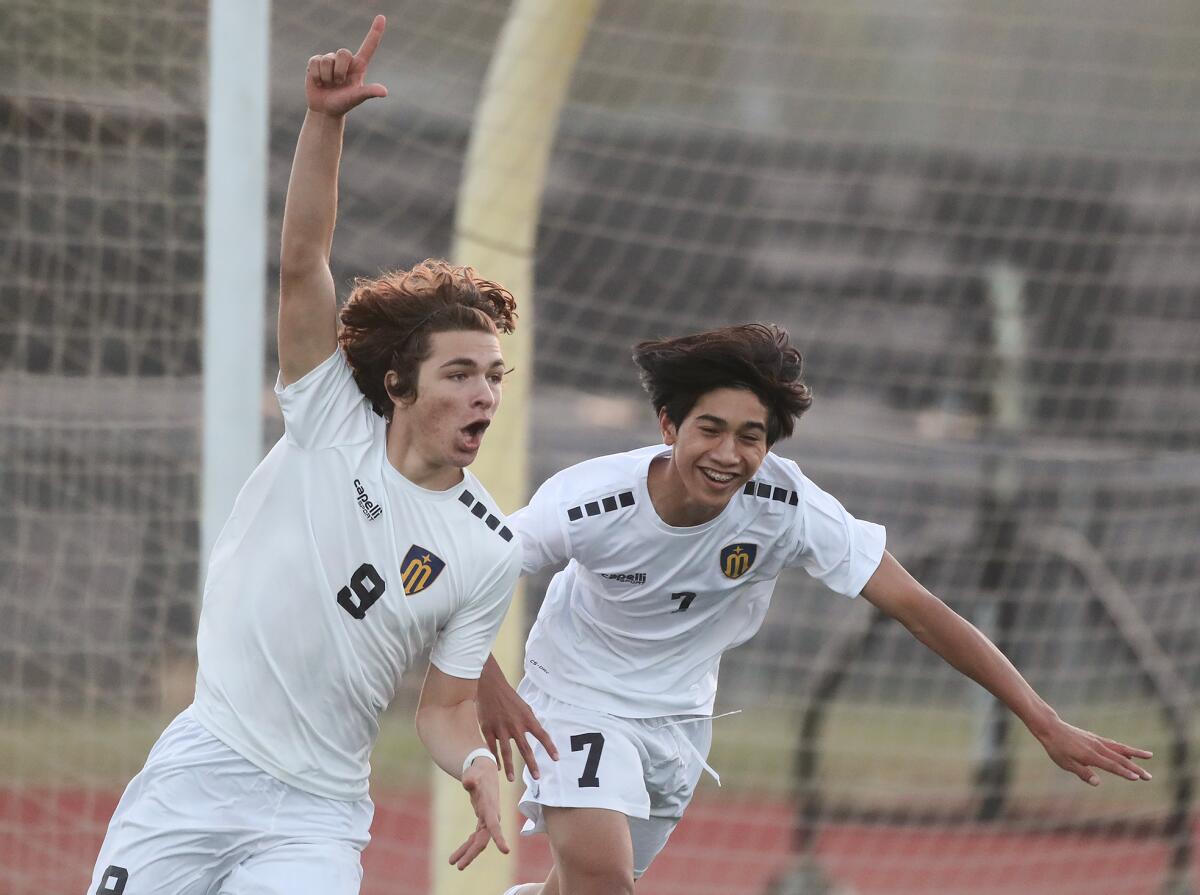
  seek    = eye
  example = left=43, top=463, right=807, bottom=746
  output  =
left=487, top=371, right=504, bottom=384
left=448, top=372, right=468, bottom=382
left=699, top=426, right=720, bottom=436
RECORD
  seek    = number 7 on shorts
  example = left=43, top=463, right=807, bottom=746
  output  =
left=570, top=732, right=605, bottom=788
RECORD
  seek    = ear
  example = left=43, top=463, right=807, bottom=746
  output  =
left=384, top=371, right=411, bottom=408
left=658, top=407, right=678, bottom=446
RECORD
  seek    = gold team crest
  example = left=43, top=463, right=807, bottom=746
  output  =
left=720, top=543, right=757, bottom=580
left=401, top=545, right=446, bottom=596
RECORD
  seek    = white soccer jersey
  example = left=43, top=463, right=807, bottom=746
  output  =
left=511, top=444, right=885, bottom=718
left=192, top=349, right=520, bottom=801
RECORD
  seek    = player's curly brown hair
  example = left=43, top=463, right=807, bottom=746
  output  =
left=633, top=323, right=813, bottom=445
left=337, top=259, right=517, bottom=418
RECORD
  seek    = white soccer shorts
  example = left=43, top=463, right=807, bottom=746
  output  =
left=515, top=678, right=714, bottom=878
left=86, top=708, right=373, bottom=895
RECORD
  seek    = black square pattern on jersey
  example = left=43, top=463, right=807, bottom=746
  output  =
left=743, top=480, right=799, bottom=508
left=566, top=490, right=636, bottom=523
left=457, top=490, right=514, bottom=542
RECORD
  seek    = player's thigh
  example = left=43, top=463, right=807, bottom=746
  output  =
left=519, top=712, right=649, bottom=822
left=543, top=806, right=634, bottom=895
left=626, top=717, right=710, bottom=877
left=627, top=813, right=681, bottom=879
left=86, top=719, right=248, bottom=894
left=88, top=820, right=232, bottom=895
left=217, top=840, right=363, bottom=895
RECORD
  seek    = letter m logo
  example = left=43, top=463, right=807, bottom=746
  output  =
left=719, top=543, right=757, bottom=580
left=400, top=545, right=446, bottom=595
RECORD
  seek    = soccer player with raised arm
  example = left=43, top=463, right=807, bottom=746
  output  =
left=87, top=17, right=519, bottom=894
left=479, top=324, right=1153, bottom=895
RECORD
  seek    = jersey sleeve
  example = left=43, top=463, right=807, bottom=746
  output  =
left=508, top=473, right=573, bottom=576
left=274, top=349, right=375, bottom=450
left=429, top=547, right=521, bottom=679
left=784, top=471, right=886, bottom=598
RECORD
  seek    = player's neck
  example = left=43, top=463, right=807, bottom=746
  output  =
left=646, top=456, right=724, bottom=527
left=384, top=418, right=465, bottom=491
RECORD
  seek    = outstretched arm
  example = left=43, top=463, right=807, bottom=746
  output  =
left=861, top=551, right=1152, bottom=786
left=416, top=664, right=510, bottom=870
left=278, top=15, right=388, bottom=385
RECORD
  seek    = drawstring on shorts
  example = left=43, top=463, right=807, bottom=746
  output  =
left=659, top=709, right=741, bottom=787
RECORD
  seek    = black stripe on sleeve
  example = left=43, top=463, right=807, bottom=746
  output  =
left=457, top=491, right=516, bottom=542
left=567, top=491, right=636, bottom=523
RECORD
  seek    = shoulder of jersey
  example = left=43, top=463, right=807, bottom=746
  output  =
left=556, top=446, right=655, bottom=526
left=740, top=452, right=806, bottom=514
left=453, top=484, right=516, bottom=546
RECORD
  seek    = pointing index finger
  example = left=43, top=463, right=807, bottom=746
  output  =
left=355, top=15, right=386, bottom=65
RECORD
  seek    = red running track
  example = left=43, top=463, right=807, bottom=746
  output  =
left=3, top=788, right=1196, bottom=895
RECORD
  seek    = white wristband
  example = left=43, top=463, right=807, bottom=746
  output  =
left=461, top=747, right=497, bottom=779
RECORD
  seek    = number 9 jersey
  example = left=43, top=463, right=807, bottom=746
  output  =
left=509, top=445, right=885, bottom=719
left=192, top=350, right=521, bottom=801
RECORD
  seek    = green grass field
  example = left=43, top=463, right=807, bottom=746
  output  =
left=2, top=698, right=1186, bottom=817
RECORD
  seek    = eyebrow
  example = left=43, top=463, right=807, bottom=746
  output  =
left=695, top=413, right=767, bottom=433
left=440, top=357, right=507, bottom=369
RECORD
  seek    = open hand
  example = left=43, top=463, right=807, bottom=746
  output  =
left=478, top=664, right=558, bottom=781
left=305, top=15, right=388, bottom=117
left=447, top=759, right=509, bottom=870
left=1037, top=717, right=1153, bottom=786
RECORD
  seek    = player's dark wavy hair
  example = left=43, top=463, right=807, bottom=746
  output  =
left=633, top=323, right=812, bottom=445
left=338, top=259, right=517, bottom=419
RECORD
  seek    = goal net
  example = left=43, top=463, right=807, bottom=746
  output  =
left=2, top=1, right=1198, bottom=894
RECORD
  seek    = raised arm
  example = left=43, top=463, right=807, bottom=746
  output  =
left=278, top=15, right=388, bottom=385
left=861, top=550, right=1153, bottom=786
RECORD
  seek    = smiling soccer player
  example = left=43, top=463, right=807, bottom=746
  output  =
left=479, top=323, right=1153, bottom=895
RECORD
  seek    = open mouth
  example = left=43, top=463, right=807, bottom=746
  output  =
left=699, top=467, right=737, bottom=485
left=458, top=419, right=492, bottom=452
left=463, top=420, right=491, bottom=438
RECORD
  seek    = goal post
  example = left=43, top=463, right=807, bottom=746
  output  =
left=434, top=3, right=600, bottom=893
left=202, top=0, right=270, bottom=577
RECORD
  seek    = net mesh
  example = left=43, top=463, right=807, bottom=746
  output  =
left=2, top=1, right=1198, bottom=893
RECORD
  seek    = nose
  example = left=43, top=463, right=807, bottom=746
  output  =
left=472, top=378, right=497, bottom=410
left=709, top=434, right=738, bottom=467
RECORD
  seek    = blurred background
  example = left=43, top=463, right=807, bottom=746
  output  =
left=2, top=1, right=1199, bottom=893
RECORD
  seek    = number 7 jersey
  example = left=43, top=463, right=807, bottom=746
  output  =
left=509, top=445, right=885, bottom=718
